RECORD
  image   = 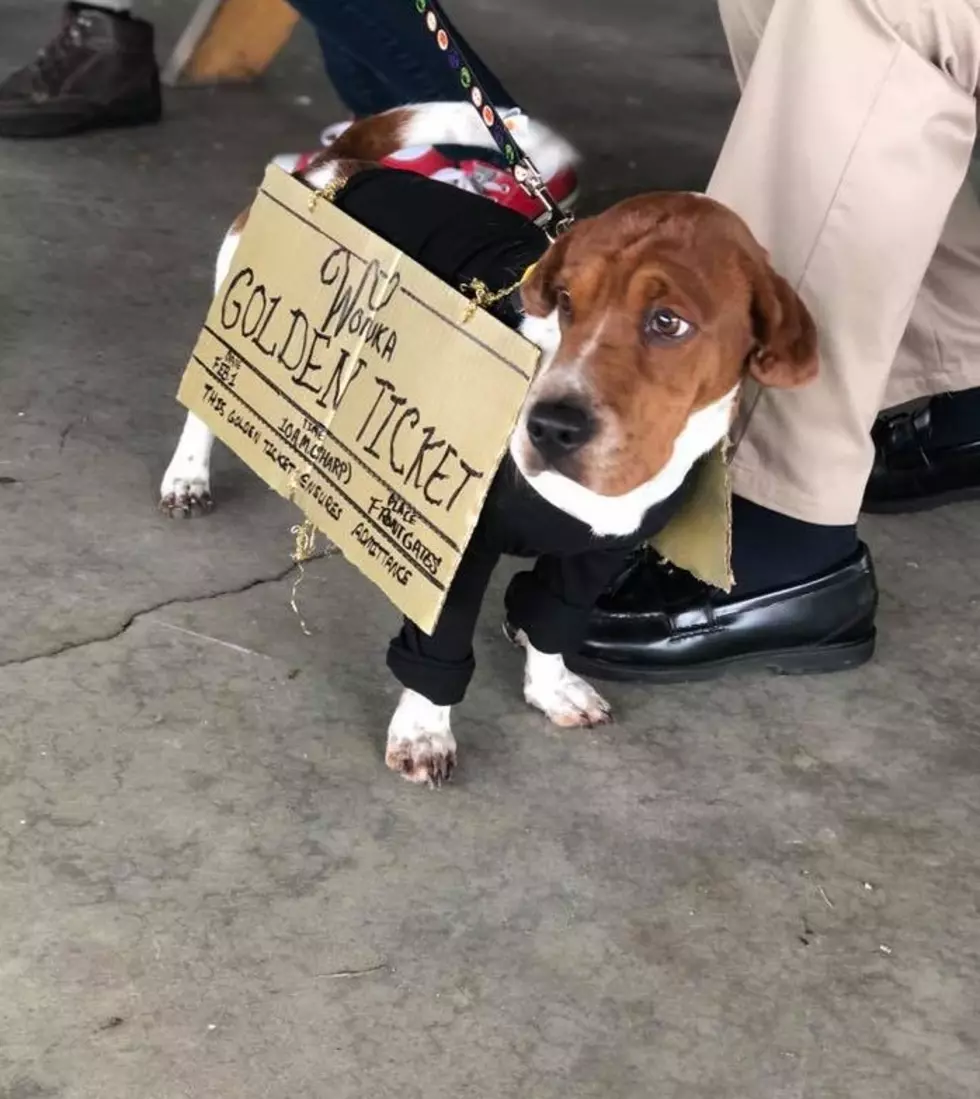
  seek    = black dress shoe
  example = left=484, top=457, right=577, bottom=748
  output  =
left=864, top=398, right=980, bottom=513
left=569, top=546, right=878, bottom=683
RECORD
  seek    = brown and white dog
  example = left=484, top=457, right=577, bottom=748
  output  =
left=160, top=104, right=817, bottom=784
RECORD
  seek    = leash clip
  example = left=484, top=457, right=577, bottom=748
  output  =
left=416, top=0, right=576, bottom=242
left=512, top=161, right=574, bottom=241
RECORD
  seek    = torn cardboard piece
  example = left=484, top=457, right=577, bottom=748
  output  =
left=177, top=165, right=539, bottom=634
left=651, top=442, right=733, bottom=591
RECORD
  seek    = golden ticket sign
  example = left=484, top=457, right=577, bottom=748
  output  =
left=177, top=166, right=540, bottom=633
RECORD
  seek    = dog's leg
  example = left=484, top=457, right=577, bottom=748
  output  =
left=386, top=689, right=457, bottom=787
left=515, top=629, right=612, bottom=728
left=159, top=222, right=246, bottom=516
left=159, top=411, right=216, bottom=516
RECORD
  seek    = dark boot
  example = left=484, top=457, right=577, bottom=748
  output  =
left=0, top=4, right=161, bottom=139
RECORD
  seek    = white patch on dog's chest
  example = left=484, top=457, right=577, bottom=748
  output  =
left=510, top=363, right=738, bottom=537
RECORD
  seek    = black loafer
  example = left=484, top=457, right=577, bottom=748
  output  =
left=568, top=546, right=878, bottom=683
left=864, top=399, right=980, bottom=513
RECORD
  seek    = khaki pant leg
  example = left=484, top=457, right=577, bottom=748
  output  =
left=886, top=177, right=980, bottom=406
left=716, top=0, right=774, bottom=85
left=709, top=0, right=980, bottom=524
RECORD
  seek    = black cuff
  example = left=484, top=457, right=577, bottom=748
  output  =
left=504, top=569, right=591, bottom=655
left=386, top=631, right=475, bottom=706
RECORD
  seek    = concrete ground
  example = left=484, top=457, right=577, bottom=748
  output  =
left=2, top=1, right=979, bottom=1096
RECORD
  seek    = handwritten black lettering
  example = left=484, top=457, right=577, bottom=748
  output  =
left=213, top=352, right=241, bottom=388
left=352, top=521, right=413, bottom=587
left=277, top=416, right=353, bottom=485
left=389, top=406, right=420, bottom=476
left=319, top=246, right=400, bottom=364
left=314, top=347, right=368, bottom=412
left=385, top=492, right=418, bottom=525
left=276, top=308, right=309, bottom=372
left=252, top=294, right=281, bottom=357
left=261, top=437, right=297, bottom=475
left=405, top=426, right=446, bottom=494
left=240, top=282, right=268, bottom=340
left=365, top=393, right=405, bottom=461
left=297, top=471, right=344, bottom=522
left=293, top=329, right=332, bottom=393
left=202, top=383, right=226, bottom=416
left=355, top=377, right=484, bottom=514
left=422, top=441, right=460, bottom=508
left=220, top=267, right=253, bottom=330
left=365, top=495, right=442, bottom=577
left=445, top=458, right=482, bottom=512
left=356, top=376, right=395, bottom=446
left=228, top=407, right=261, bottom=445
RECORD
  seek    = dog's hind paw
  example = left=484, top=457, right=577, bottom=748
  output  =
left=386, top=690, right=457, bottom=787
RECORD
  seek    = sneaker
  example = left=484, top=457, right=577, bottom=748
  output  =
left=0, top=3, right=162, bottom=139
left=274, top=132, right=579, bottom=226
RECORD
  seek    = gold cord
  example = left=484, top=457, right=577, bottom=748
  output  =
left=308, top=176, right=348, bottom=213
left=460, top=261, right=538, bottom=323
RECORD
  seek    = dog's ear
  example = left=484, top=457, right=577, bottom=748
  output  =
left=520, top=230, right=575, bottom=317
left=748, top=262, right=819, bottom=389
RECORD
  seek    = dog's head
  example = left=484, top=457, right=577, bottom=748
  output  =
left=512, top=193, right=817, bottom=503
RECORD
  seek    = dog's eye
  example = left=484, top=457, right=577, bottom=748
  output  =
left=645, top=308, right=693, bottom=342
left=556, top=288, right=573, bottom=318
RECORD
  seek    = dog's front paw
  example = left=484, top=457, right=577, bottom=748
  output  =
left=386, top=690, right=457, bottom=787
left=518, top=631, right=613, bottom=728
left=159, top=470, right=213, bottom=518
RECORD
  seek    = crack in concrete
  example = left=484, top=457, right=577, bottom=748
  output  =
left=0, top=565, right=299, bottom=669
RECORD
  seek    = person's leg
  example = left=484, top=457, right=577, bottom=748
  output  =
left=577, top=0, right=980, bottom=682
left=715, top=0, right=980, bottom=533
left=886, top=181, right=980, bottom=411
left=862, top=179, right=980, bottom=510
left=288, top=0, right=517, bottom=114
left=720, top=0, right=980, bottom=525
left=278, top=0, right=579, bottom=223
left=0, top=0, right=160, bottom=139
left=314, top=30, right=394, bottom=118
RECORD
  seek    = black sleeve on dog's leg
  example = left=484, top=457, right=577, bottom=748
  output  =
left=386, top=539, right=502, bottom=707
left=504, top=548, right=634, bottom=657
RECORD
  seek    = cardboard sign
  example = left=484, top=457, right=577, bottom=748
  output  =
left=177, top=166, right=540, bottom=633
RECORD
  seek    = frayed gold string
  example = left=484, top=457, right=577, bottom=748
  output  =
left=460, top=261, right=538, bottom=323
left=308, top=176, right=348, bottom=212
left=275, top=176, right=350, bottom=636
left=289, top=514, right=319, bottom=637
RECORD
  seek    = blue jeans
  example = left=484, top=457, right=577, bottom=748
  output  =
left=287, top=0, right=517, bottom=117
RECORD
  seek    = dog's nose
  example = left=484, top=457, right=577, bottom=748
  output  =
left=525, top=400, right=595, bottom=464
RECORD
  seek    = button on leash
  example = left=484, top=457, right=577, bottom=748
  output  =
left=411, top=0, right=574, bottom=243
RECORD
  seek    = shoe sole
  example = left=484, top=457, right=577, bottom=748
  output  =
left=561, top=630, right=877, bottom=685
left=0, top=92, right=162, bottom=139
left=863, top=483, right=980, bottom=515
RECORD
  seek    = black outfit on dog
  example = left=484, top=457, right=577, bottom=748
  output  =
left=387, top=460, right=698, bottom=705
left=331, top=168, right=696, bottom=704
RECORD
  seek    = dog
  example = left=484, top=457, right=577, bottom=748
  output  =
left=160, top=104, right=818, bottom=786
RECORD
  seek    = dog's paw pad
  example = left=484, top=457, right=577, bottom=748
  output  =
left=385, top=734, right=456, bottom=787
left=526, top=672, right=613, bottom=729
left=159, top=479, right=214, bottom=518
